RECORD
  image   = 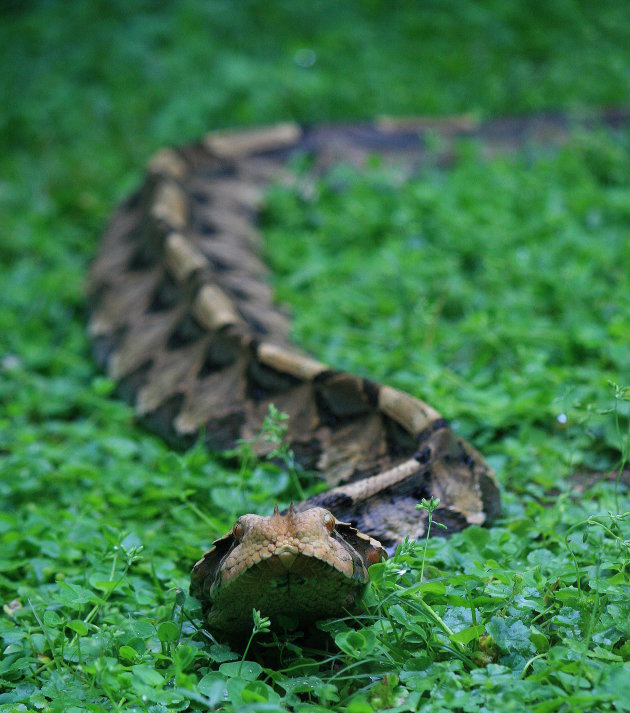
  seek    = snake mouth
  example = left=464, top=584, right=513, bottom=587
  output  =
left=275, top=545, right=299, bottom=570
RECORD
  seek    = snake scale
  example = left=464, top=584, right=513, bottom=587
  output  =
left=87, top=110, right=626, bottom=640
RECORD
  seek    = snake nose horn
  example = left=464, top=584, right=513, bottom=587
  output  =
left=288, top=501, right=295, bottom=515
left=273, top=503, right=280, bottom=516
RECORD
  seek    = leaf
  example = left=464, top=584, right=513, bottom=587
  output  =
left=209, top=643, right=238, bottom=663
left=530, top=626, right=549, bottom=653
left=90, top=580, right=120, bottom=593
left=347, top=696, right=376, bottom=713
left=132, top=665, right=165, bottom=687
left=486, top=617, right=535, bottom=655
left=450, top=624, right=485, bottom=645
left=240, top=687, right=267, bottom=703
left=156, top=621, right=179, bottom=643
left=198, top=672, right=229, bottom=706
left=43, top=610, right=62, bottom=627
left=125, top=637, right=146, bottom=657
left=244, top=681, right=282, bottom=704
left=174, top=644, right=198, bottom=670
left=416, top=581, right=447, bottom=596
left=589, top=646, right=623, bottom=662
left=598, top=663, right=630, bottom=711
left=131, top=620, right=155, bottom=640
left=335, top=630, right=376, bottom=658
left=66, top=619, right=88, bottom=636
left=30, top=691, right=48, bottom=709
left=55, top=581, right=99, bottom=608
left=220, top=661, right=263, bottom=681
left=119, top=645, right=138, bottom=662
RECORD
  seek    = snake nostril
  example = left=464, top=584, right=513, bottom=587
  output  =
left=276, top=548, right=298, bottom=570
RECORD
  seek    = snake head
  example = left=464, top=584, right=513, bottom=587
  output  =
left=190, top=506, right=386, bottom=641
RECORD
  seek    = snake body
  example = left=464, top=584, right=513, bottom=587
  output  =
left=88, top=111, right=625, bottom=639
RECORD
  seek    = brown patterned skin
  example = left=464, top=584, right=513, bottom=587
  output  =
left=87, top=111, right=627, bottom=638
left=190, top=505, right=386, bottom=641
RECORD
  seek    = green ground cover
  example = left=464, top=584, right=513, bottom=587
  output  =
left=1, top=1, right=630, bottom=710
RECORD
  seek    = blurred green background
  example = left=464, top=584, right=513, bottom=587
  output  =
left=2, top=0, right=629, bottom=398
left=3, top=0, right=629, bottom=199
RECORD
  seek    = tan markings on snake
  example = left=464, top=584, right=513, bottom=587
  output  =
left=87, top=110, right=626, bottom=640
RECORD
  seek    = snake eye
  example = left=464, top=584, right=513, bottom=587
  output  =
left=232, top=521, right=245, bottom=541
left=323, top=512, right=335, bottom=533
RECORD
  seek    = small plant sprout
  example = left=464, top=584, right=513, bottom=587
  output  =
left=238, top=609, right=271, bottom=672
left=416, top=496, right=447, bottom=583
left=602, top=381, right=630, bottom=513
left=236, top=403, right=305, bottom=499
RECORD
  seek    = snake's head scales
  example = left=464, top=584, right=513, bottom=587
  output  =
left=190, top=505, right=386, bottom=642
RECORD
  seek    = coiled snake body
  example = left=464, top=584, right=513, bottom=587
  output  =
left=88, top=112, right=624, bottom=640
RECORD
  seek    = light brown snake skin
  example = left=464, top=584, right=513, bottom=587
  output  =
left=190, top=505, right=386, bottom=640
left=87, top=110, right=627, bottom=638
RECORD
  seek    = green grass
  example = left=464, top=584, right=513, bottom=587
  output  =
left=1, top=1, right=630, bottom=711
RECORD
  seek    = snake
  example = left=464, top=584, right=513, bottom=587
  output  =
left=87, top=110, right=625, bottom=642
